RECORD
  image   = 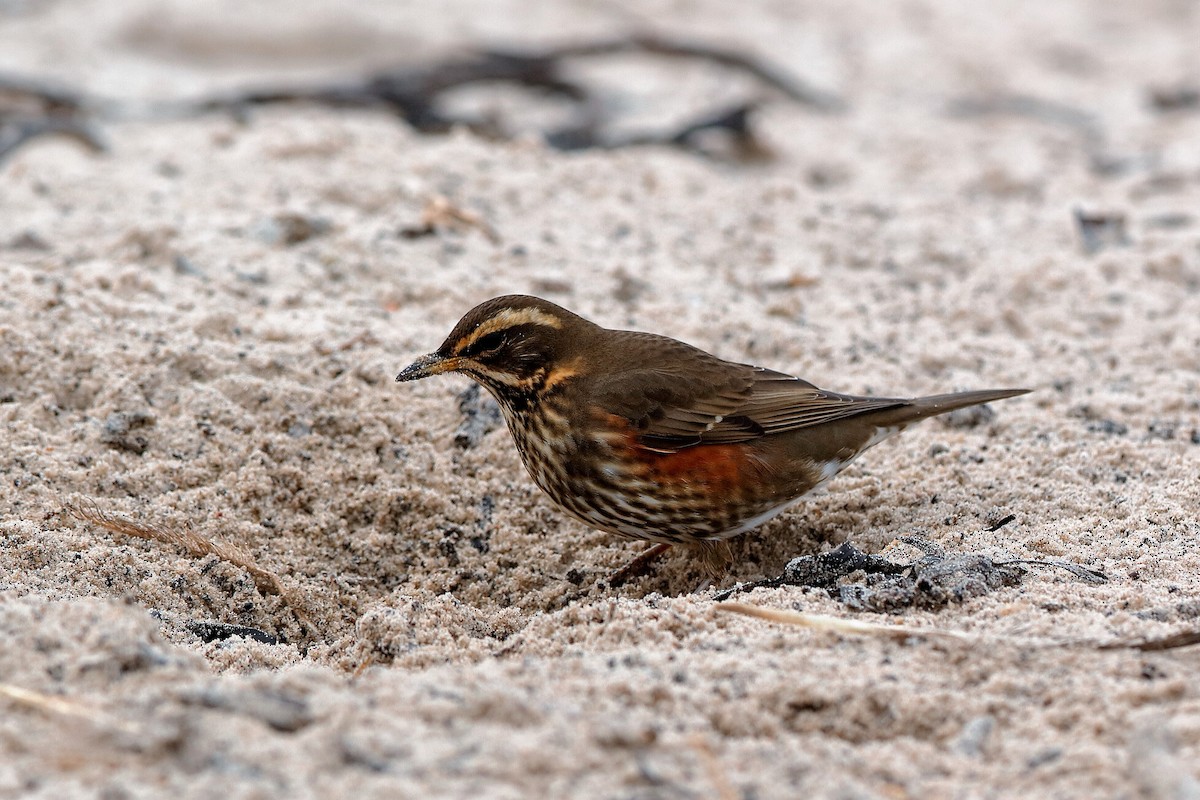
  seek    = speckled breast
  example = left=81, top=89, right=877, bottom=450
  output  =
left=497, top=399, right=816, bottom=545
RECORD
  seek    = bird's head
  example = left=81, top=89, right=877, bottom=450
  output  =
left=396, top=295, right=596, bottom=399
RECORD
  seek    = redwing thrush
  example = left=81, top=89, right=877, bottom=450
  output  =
left=397, top=295, right=1028, bottom=577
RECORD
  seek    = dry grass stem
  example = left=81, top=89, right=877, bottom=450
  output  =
left=689, top=735, right=739, bottom=800
left=409, top=195, right=500, bottom=242
left=716, top=601, right=977, bottom=641
left=0, top=683, right=98, bottom=719
left=1100, top=628, right=1200, bottom=652
left=0, top=683, right=141, bottom=736
left=716, top=602, right=1200, bottom=653
left=66, top=499, right=314, bottom=631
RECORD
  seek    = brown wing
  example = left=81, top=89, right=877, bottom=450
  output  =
left=587, top=333, right=907, bottom=452
left=700, top=368, right=907, bottom=443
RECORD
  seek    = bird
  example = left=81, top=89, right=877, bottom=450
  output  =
left=397, top=295, right=1028, bottom=581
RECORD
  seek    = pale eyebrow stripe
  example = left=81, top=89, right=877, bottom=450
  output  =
left=454, top=307, right=563, bottom=352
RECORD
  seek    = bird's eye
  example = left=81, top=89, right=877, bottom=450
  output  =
left=470, top=331, right=507, bottom=356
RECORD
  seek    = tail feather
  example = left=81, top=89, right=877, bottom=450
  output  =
left=867, top=388, right=1030, bottom=427
left=910, top=388, right=1031, bottom=414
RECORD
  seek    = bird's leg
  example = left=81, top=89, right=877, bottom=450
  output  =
left=689, top=540, right=733, bottom=593
left=607, top=542, right=672, bottom=586
left=607, top=539, right=734, bottom=589
left=689, top=539, right=733, bottom=583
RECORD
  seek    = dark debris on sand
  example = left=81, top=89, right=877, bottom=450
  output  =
left=1, top=35, right=840, bottom=167
left=714, top=535, right=1107, bottom=611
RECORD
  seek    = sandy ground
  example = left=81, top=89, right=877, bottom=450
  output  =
left=2, top=0, right=1200, bottom=797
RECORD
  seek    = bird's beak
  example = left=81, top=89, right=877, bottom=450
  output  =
left=396, top=352, right=459, bottom=382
